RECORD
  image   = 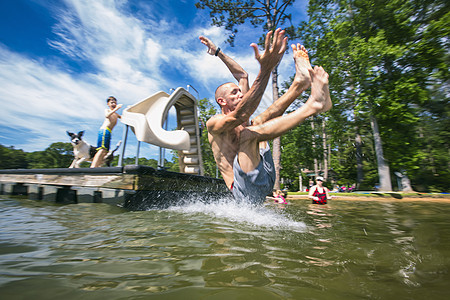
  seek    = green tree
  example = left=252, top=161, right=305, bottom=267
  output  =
left=117, top=157, right=156, bottom=167
left=27, top=142, right=73, bottom=169
left=197, top=97, right=219, bottom=178
left=296, top=0, right=449, bottom=192
left=0, top=145, right=28, bottom=169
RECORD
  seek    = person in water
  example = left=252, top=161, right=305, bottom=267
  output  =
left=272, top=189, right=287, bottom=204
left=91, top=96, right=122, bottom=168
left=200, top=29, right=332, bottom=203
left=308, top=176, right=331, bottom=205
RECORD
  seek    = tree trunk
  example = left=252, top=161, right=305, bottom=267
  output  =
left=272, top=67, right=281, bottom=190
left=322, top=119, right=328, bottom=181
left=311, top=118, right=318, bottom=176
left=370, top=114, right=392, bottom=191
left=265, top=9, right=283, bottom=190
left=419, top=126, right=437, bottom=175
left=299, top=171, right=303, bottom=192
left=355, top=127, right=364, bottom=189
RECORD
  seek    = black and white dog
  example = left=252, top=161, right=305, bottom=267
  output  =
left=67, top=131, right=121, bottom=168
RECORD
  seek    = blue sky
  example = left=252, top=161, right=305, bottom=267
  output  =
left=0, top=0, right=309, bottom=161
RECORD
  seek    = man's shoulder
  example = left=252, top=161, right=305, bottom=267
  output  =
left=206, top=114, right=225, bottom=130
left=207, top=114, right=225, bottom=122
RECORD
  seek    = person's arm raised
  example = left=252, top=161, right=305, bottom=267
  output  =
left=209, top=29, right=288, bottom=134
left=199, top=36, right=249, bottom=94
left=105, top=104, right=122, bottom=118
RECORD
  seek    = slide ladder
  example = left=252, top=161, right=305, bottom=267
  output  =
left=121, top=87, right=204, bottom=175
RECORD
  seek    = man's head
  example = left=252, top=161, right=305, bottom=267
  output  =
left=215, top=82, right=244, bottom=113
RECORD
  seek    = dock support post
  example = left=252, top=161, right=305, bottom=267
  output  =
left=93, top=191, right=102, bottom=203
left=56, top=187, right=77, bottom=203
left=38, top=186, right=43, bottom=200
left=135, top=141, right=141, bottom=165
left=119, top=125, right=129, bottom=167
left=12, top=183, right=28, bottom=196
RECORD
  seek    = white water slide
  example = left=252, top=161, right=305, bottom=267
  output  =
left=121, top=87, right=204, bottom=175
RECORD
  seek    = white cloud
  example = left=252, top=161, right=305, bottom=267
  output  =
left=0, top=0, right=174, bottom=153
left=0, top=0, right=306, bottom=158
left=0, top=45, right=107, bottom=150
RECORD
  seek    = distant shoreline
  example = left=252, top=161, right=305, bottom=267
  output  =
left=286, top=192, right=450, bottom=202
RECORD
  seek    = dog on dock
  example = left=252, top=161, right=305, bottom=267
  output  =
left=67, top=131, right=121, bottom=168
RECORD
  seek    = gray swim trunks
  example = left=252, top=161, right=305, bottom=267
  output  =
left=232, top=144, right=275, bottom=204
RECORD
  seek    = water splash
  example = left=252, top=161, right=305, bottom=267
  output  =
left=167, top=197, right=307, bottom=232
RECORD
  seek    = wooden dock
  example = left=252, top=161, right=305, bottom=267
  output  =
left=0, top=166, right=231, bottom=210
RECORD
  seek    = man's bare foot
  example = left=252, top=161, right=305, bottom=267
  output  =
left=307, top=66, right=332, bottom=114
left=292, top=43, right=312, bottom=89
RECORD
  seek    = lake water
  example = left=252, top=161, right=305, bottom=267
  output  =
left=1, top=196, right=449, bottom=299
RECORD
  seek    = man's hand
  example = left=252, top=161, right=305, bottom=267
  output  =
left=250, top=28, right=288, bottom=72
left=199, top=36, right=217, bottom=56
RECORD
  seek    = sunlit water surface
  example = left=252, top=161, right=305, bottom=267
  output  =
left=1, top=196, right=449, bottom=299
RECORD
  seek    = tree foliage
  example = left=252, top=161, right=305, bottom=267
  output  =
left=112, top=156, right=179, bottom=172
left=0, top=143, right=180, bottom=171
left=280, top=0, right=449, bottom=192
left=0, top=145, right=28, bottom=169
left=1, top=1, right=448, bottom=192
left=197, top=97, right=220, bottom=178
left=0, top=143, right=73, bottom=169
left=195, top=0, right=297, bottom=45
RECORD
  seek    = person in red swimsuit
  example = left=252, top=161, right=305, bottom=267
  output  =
left=308, top=176, right=331, bottom=205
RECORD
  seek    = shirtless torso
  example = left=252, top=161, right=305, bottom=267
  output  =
left=208, top=122, right=243, bottom=189
left=100, top=106, right=121, bottom=131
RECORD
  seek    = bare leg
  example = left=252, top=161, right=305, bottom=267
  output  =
left=249, top=65, right=332, bottom=142
left=291, top=43, right=312, bottom=90
left=252, top=44, right=312, bottom=126
left=236, top=128, right=262, bottom=173
left=69, top=159, right=76, bottom=168
left=91, top=149, right=107, bottom=168
left=307, top=66, right=332, bottom=114
left=234, top=55, right=332, bottom=175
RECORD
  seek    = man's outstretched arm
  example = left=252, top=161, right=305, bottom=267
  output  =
left=208, top=29, right=288, bottom=133
left=199, top=36, right=249, bottom=94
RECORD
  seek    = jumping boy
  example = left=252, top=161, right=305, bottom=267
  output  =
left=91, top=96, right=122, bottom=168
